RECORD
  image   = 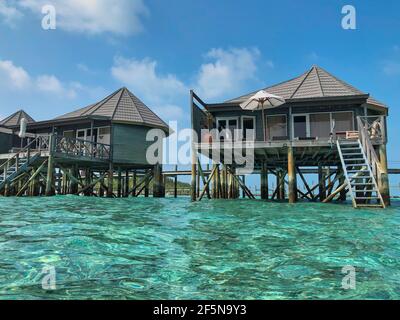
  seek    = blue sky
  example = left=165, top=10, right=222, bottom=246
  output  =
left=0, top=0, right=399, bottom=183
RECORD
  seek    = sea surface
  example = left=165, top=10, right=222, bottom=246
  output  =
left=0, top=196, right=399, bottom=300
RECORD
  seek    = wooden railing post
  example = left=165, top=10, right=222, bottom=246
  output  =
left=45, top=134, right=55, bottom=196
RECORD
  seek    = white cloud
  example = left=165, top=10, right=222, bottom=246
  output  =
left=111, top=56, right=187, bottom=105
left=152, top=105, right=185, bottom=121
left=111, top=56, right=187, bottom=122
left=195, top=47, right=261, bottom=100
left=18, top=0, right=148, bottom=35
left=0, top=58, right=89, bottom=99
left=111, top=47, right=268, bottom=121
left=0, top=1, right=23, bottom=27
left=36, top=75, right=77, bottom=98
left=0, top=59, right=31, bottom=89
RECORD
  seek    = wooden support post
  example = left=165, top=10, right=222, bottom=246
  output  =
left=216, top=165, right=221, bottom=199
left=288, top=146, right=297, bottom=203
left=378, top=144, right=390, bottom=206
left=174, top=165, right=178, bottom=198
left=107, top=163, right=114, bottom=198
left=145, top=170, right=150, bottom=197
left=261, top=162, right=268, bottom=200
left=153, top=164, right=164, bottom=198
left=124, top=171, right=129, bottom=197
left=117, top=167, right=122, bottom=197
left=242, top=175, right=246, bottom=198
left=278, top=170, right=286, bottom=200
left=318, top=165, right=326, bottom=201
left=338, top=167, right=347, bottom=201
left=45, top=144, right=55, bottom=196
left=191, top=156, right=197, bottom=202
left=132, top=170, right=137, bottom=197
left=99, top=172, right=105, bottom=197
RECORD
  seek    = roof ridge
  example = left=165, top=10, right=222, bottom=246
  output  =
left=315, top=67, right=325, bottom=97
left=111, top=88, right=126, bottom=120
left=83, top=87, right=124, bottom=116
left=126, top=89, right=168, bottom=127
left=289, top=67, right=314, bottom=99
left=126, top=90, right=145, bottom=123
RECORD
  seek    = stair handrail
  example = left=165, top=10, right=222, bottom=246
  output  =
left=357, top=117, right=384, bottom=180
left=0, top=135, right=46, bottom=175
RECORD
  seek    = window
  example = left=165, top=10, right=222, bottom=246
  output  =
left=216, top=117, right=239, bottom=141
left=241, top=116, right=256, bottom=141
left=63, top=130, right=74, bottom=138
left=266, top=115, right=287, bottom=140
left=332, top=112, right=353, bottom=132
left=310, top=113, right=330, bottom=138
left=293, top=115, right=309, bottom=139
left=77, top=130, right=85, bottom=139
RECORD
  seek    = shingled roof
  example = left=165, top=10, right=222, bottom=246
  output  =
left=226, top=66, right=386, bottom=108
left=0, top=110, right=35, bottom=127
left=55, top=87, right=169, bottom=131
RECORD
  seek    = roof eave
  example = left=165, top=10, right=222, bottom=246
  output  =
left=8, top=115, right=111, bottom=129
left=111, top=120, right=172, bottom=136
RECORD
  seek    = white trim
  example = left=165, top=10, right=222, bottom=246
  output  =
left=216, top=116, right=240, bottom=141
left=292, top=114, right=310, bottom=139
left=266, top=114, right=288, bottom=141
left=291, top=111, right=354, bottom=139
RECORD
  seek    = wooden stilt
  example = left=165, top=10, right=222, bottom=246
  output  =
left=132, top=170, right=137, bottom=197
left=144, top=170, right=150, bottom=197
left=378, top=144, right=390, bottom=206
left=45, top=157, right=55, bottom=196
left=153, top=164, right=164, bottom=198
left=288, top=146, right=297, bottom=203
left=117, top=167, right=122, bottom=197
left=124, top=170, right=129, bottom=197
left=191, top=156, right=197, bottom=202
left=174, top=165, right=178, bottom=198
left=261, top=162, right=268, bottom=200
left=107, top=163, right=114, bottom=198
left=318, top=165, right=326, bottom=201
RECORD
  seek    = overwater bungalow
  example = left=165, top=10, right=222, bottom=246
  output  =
left=0, top=87, right=169, bottom=198
left=191, top=66, right=390, bottom=208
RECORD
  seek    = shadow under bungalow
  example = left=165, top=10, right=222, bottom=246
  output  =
left=0, top=87, right=169, bottom=198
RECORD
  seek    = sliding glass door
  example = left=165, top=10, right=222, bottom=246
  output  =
left=292, top=115, right=309, bottom=139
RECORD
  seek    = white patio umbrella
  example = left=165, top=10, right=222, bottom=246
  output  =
left=240, top=90, right=285, bottom=141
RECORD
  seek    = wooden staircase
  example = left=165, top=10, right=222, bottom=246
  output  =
left=337, top=139, right=385, bottom=208
left=0, top=145, right=40, bottom=193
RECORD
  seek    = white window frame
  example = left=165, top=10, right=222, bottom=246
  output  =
left=76, top=129, right=87, bottom=140
left=292, top=113, right=311, bottom=139
left=266, top=114, right=288, bottom=141
left=216, top=117, right=240, bottom=141
left=241, top=115, right=256, bottom=141
left=97, top=126, right=111, bottom=144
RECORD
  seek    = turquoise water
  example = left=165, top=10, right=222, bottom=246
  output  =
left=0, top=196, right=400, bottom=300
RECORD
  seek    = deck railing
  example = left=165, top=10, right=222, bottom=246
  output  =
left=53, top=135, right=111, bottom=161
left=4, top=134, right=111, bottom=162
left=357, top=116, right=385, bottom=181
